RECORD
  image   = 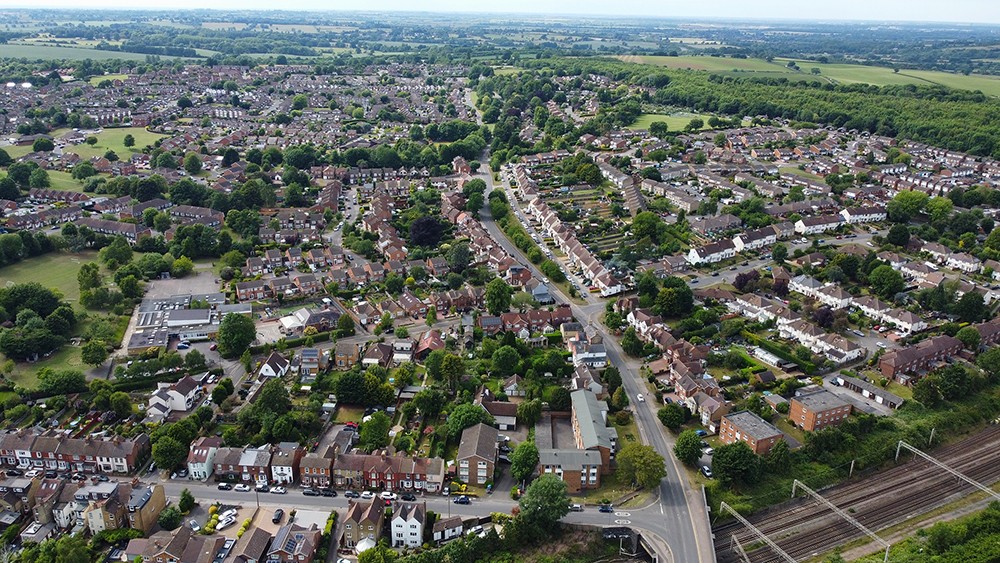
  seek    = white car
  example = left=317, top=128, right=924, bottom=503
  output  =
left=637, top=394, right=645, bottom=402
left=217, top=517, right=237, bottom=530
left=380, top=491, right=397, bottom=501
left=360, top=491, right=375, bottom=499
left=234, top=484, right=251, bottom=492
left=270, top=486, right=287, bottom=494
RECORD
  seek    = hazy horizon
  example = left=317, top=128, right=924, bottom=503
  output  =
left=0, top=0, right=998, bottom=25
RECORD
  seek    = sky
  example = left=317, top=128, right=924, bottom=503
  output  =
left=2, top=0, right=999, bottom=24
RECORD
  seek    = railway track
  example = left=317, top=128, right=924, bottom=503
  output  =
left=713, top=425, right=1000, bottom=562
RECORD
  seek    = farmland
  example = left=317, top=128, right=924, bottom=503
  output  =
left=0, top=44, right=159, bottom=61
left=619, top=54, right=1000, bottom=97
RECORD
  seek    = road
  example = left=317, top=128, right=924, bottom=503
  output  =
left=475, top=165, right=713, bottom=563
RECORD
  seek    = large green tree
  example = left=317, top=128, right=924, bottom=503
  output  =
left=359, top=411, right=392, bottom=452
left=152, top=436, right=187, bottom=470
left=868, top=265, right=905, bottom=300
left=616, top=442, right=667, bottom=489
left=673, top=429, right=703, bottom=467
left=712, top=441, right=762, bottom=486
left=217, top=313, right=255, bottom=358
left=485, top=278, right=512, bottom=316
left=509, top=440, right=539, bottom=483
left=517, top=474, right=569, bottom=535
left=446, top=403, right=493, bottom=439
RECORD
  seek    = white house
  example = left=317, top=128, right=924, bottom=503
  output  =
left=946, top=252, right=980, bottom=274
left=147, top=375, right=200, bottom=419
left=794, top=214, right=843, bottom=234
left=815, top=285, right=853, bottom=310
left=391, top=502, right=426, bottom=548
left=187, top=436, right=222, bottom=481
left=883, top=308, right=928, bottom=334
left=686, top=240, right=737, bottom=265
left=258, top=352, right=290, bottom=379
left=839, top=206, right=887, bottom=224
left=432, top=515, right=463, bottom=543
left=789, top=275, right=824, bottom=298
left=732, top=228, right=777, bottom=252
left=569, top=341, right=608, bottom=368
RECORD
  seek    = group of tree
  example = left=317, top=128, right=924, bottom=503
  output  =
left=0, top=283, right=75, bottom=362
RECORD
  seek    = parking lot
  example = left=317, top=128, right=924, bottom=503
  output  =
left=144, top=269, right=220, bottom=299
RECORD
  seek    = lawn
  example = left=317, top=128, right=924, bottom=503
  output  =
left=5, top=345, right=84, bottom=388
left=0, top=251, right=97, bottom=304
left=333, top=405, right=364, bottom=424
left=46, top=170, right=87, bottom=192
left=87, top=73, right=127, bottom=86
left=628, top=112, right=714, bottom=132
left=779, top=166, right=827, bottom=183
left=65, top=127, right=167, bottom=159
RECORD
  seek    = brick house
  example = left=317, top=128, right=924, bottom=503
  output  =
left=719, top=411, right=784, bottom=455
left=789, top=390, right=852, bottom=432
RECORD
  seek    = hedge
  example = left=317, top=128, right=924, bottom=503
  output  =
left=110, top=367, right=224, bottom=392
left=742, top=331, right=816, bottom=374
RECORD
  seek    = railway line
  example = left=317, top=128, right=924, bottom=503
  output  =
left=713, top=425, right=1000, bottom=562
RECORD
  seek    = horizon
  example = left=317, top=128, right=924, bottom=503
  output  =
left=0, top=1, right=998, bottom=26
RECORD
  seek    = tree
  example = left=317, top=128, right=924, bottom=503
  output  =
left=291, top=94, right=309, bottom=110
left=516, top=399, right=542, bottom=427
left=212, top=384, right=231, bottom=405
left=28, top=168, right=50, bottom=189
left=99, top=237, right=133, bottom=269
left=517, top=474, right=569, bottom=534
left=217, top=313, right=255, bottom=358
left=409, top=216, right=444, bottom=247
left=712, top=441, right=762, bottom=486
left=177, top=96, right=193, bottom=109
left=123, top=133, right=135, bottom=147
left=81, top=340, right=109, bottom=366
left=617, top=442, right=667, bottom=489
left=887, top=224, right=910, bottom=247
left=185, top=349, right=206, bottom=370
left=359, top=411, right=392, bottom=452
left=955, top=291, right=987, bottom=323
left=171, top=256, right=194, bottom=277
left=978, top=346, right=1000, bottom=381
left=446, top=403, right=493, bottom=439
left=887, top=191, right=928, bottom=222
left=441, top=353, right=465, bottom=394
left=71, top=161, right=97, bottom=180
left=179, top=489, right=195, bottom=513
left=674, top=430, right=703, bottom=466
left=913, top=376, right=943, bottom=407
left=491, top=345, right=520, bottom=377
left=38, top=369, right=87, bottom=395
left=926, top=196, right=954, bottom=223
left=424, top=349, right=446, bottom=380
left=485, top=278, right=512, bottom=315
left=152, top=436, right=187, bottom=470
left=657, top=404, right=685, bottom=432
left=32, top=137, right=54, bottom=152
left=158, top=506, right=182, bottom=530
left=868, top=265, right=904, bottom=300
left=109, top=391, right=132, bottom=419
left=621, top=327, right=644, bottom=357
left=510, top=440, right=539, bottom=482
left=256, top=379, right=292, bottom=415
left=548, top=387, right=571, bottom=411
left=956, top=325, right=982, bottom=350
left=772, top=243, right=788, bottom=263
left=337, top=314, right=355, bottom=336
left=183, top=153, right=202, bottom=175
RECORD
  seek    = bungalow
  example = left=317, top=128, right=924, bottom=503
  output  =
left=258, top=352, right=290, bottom=379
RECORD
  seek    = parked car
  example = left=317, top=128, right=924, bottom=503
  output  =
left=302, top=488, right=320, bottom=497
left=234, top=484, right=251, bottom=492
left=255, top=484, right=269, bottom=493
left=218, top=483, right=234, bottom=491
left=5, top=469, right=22, bottom=477
left=360, top=491, right=375, bottom=499
left=322, top=489, right=338, bottom=497
left=465, top=525, right=483, bottom=536
left=272, top=509, right=284, bottom=524
left=380, top=491, right=397, bottom=501
left=569, top=504, right=583, bottom=512
left=701, top=466, right=714, bottom=478
left=217, top=517, right=237, bottom=530
left=189, top=519, right=201, bottom=532
left=401, top=493, right=416, bottom=501
left=703, top=447, right=714, bottom=456
left=270, top=487, right=287, bottom=495
left=453, top=495, right=471, bottom=505
left=695, top=430, right=708, bottom=437
left=344, top=490, right=360, bottom=498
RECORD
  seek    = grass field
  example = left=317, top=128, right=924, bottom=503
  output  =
left=46, top=170, right=86, bottom=192
left=628, top=112, right=714, bottom=131
left=0, top=44, right=157, bottom=61
left=88, top=73, right=127, bottom=86
left=0, top=251, right=96, bottom=304
left=619, top=54, right=1000, bottom=97
left=65, top=127, right=166, bottom=159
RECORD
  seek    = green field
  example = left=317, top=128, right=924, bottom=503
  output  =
left=65, top=126, right=166, bottom=159
left=0, top=251, right=96, bottom=304
left=628, top=112, right=715, bottom=131
left=0, top=44, right=159, bottom=61
left=87, top=73, right=127, bottom=86
left=620, top=54, right=1000, bottom=97
left=45, top=170, right=86, bottom=192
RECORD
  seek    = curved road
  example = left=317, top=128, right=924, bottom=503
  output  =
left=475, top=164, right=713, bottom=562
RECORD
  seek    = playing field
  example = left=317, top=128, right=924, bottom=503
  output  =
left=0, top=251, right=96, bottom=304
left=628, top=112, right=715, bottom=131
left=88, top=73, right=128, bottom=86
left=620, top=54, right=1000, bottom=97
left=64, top=127, right=166, bottom=159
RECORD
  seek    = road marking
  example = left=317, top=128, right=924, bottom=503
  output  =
left=660, top=504, right=664, bottom=515
left=615, top=519, right=632, bottom=525
left=615, top=512, right=631, bottom=517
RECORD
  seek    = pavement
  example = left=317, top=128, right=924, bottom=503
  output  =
left=476, top=162, right=714, bottom=563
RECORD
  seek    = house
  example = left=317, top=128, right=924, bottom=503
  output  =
left=789, top=390, right=852, bottom=432
left=432, top=515, right=463, bottom=543
left=146, top=375, right=200, bottom=420
left=332, top=453, right=446, bottom=493
left=267, top=523, right=321, bottom=562
left=456, top=423, right=498, bottom=487
left=142, top=526, right=192, bottom=563
left=569, top=365, right=606, bottom=399
left=794, top=215, right=843, bottom=235
left=270, top=443, right=304, bottom=485
left=839, top=206, right=887, bottom=224
left=391, top=502, right=426, bottom=548
left=258, top=352, right=290, bottom=379
left=186, top=437, right=222, bottom=481
left=719, top=411, right=784, bottom=455
left=537, top=449, right=603, bottom=493
left=480, top=399, right=517, bottom=431
left=502, top=375, right=526, bottom=398
left=229, top=527, right=271, bottom=563
left=334, top=341, right=361, bottom=368
left=570, top=389, right=617, bottom=471
left=341, top=500, right=384, bottom=549
left=299, top=449, right=334, bottom=488
left=686, top=240, right=737, bottom=265
left=362, top=342, right=394, bottom=368
left=879, top=335, right=962, bottom=379
left=126, top=484, right=166, bottom=534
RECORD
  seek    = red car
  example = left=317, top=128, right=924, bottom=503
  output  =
left=209, top=344, right=218, bottom=351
